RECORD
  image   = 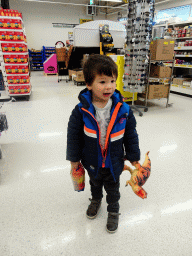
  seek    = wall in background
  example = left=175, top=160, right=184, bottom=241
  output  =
left=9, top=0, right=107, bottom=49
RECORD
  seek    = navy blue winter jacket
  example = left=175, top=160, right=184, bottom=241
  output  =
left=66, top=88, right=140, bottom=182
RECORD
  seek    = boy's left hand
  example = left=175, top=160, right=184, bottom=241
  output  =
left=130, top=161, right=139, bottom=166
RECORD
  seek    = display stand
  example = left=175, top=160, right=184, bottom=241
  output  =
left=167, top=21, right=192, bottom=96
left=42, top=46, right=55, bottom=62
left=0, top=12, right=31, bottom=101
left=143, top=55, right=175, bottom=108
left=43, top=53, right=58, bottom=75
left=28, top=49, right=44, bottom=71
left=124, top=0, right=155, bottom=116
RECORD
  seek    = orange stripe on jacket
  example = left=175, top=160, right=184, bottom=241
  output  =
left=111, top=128, right=125, bottom=138
left=84, top=125, right=97, bottom=135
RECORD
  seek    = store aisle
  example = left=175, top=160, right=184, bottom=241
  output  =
left=0, top=71, right=192, bottom=256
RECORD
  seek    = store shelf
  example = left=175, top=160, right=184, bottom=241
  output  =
left=174, top=37, right=192, bottom=40
left=29, top=49, right=43, bottom=71
left=168, top=21, right=192, bottom=26
left=5, top=73, right=30, bottom=76
left=0, top=16, right=23, bottom=21
left=174, top=47, right=192, bottom=50
left=153, top=24, right=167, bottom=27
left=2, top=52, right=28, bottom=55
left=150, top=60, right=174, bottom=63
left=0, top=29, right=23, bottom=32
left=9, top=92, right=31, bottom=96
left=171, top=84, right=192, bottom=95
left=175, top=55, right=192, bottom=57
left=8, top=83, right=30, bottom=86
left=0, top=41, right=27, bottom=45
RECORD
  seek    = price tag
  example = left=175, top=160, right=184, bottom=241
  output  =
left=188, top=65, right=192, bottom=67
left=170, top=41, right=175, bottom=44
left=164, top=42, right=168, bottom=45
left=186, top=55, right=189, bottom=57
left=178, top=47, right=181, bottom=49
left=151, top=42, right=153, bottom=44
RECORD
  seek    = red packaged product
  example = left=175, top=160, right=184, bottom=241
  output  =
left=1, top=43, right=27, bottom=53
left=9, top=84, right=31, bottom=94
left=14, top=31, right=24, bottom=41
left=7, top=75, right=30, bottom=84
left=6, top=31, right=15, bottom=41
left=0, top=31, right=7, bottom=41
left=4, top=54, right=28, bottom=64
left=5, top=64, right=29, bottom=74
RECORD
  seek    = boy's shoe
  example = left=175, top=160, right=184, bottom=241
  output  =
left=106, top=212, right=121, bottom=233
left=86, top=198, right=102, bottom=219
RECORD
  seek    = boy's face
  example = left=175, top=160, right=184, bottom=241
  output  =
left=86, top=73, right=117, bottom=105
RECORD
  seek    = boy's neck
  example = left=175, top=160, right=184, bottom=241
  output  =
left=92, top=99, right=109, bottom=109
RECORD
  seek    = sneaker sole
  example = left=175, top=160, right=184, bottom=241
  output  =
left=106, top=226, right=118, bottom=233
left=86, top=204, right=101, bottom=219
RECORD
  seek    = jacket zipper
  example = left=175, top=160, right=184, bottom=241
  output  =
left=82, top=102, right=123, bottom=167
left=82, top=108, right=105, bottom=165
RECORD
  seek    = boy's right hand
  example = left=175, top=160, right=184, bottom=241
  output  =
left=70, top=161, right=80, bottom=170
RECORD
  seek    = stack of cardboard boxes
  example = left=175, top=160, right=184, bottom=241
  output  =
left=141, top=39, right=175, bottom=99
left=68, top=54, right=88, bottom=84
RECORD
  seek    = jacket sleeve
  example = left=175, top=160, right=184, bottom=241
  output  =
left=123, top=108, right=140, bottom=162
left=66, top=105, right=84, bottom=162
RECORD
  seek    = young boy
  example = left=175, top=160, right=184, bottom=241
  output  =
left=66, top=54, right=140, bottom=233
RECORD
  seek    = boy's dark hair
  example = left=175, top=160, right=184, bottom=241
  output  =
left=82, top=54, right=118, bottom=86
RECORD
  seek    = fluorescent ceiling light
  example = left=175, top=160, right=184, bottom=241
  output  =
left=100, top=0, right=122, bottom=2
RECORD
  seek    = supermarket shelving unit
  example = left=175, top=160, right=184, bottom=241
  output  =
left=0, top=14, right=32, bottom=101
left=28, top=49, right=44, bottom=71
left=145, top=56, right=175, bottom=108
left=42, top=46, right=55, bottom=62
left=167, top=21, right=192, bottom=96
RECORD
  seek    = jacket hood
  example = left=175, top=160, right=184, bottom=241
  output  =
left=78, top=88, right=124, bottom=110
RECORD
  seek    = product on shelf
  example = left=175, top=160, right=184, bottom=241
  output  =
left=0, top=18, right=22, bottom=29
left=4, top=54, right=28, bottom=63
left=5, top=64, right=29, bottom=74
left=0, top=9, right=31, bottom=98
left=0, top=8, right=22, bottom=18
left=169, top=26, right=192, bottom=38
left=9, top=84, right=31, bottom=94
left=1, top=43, right=27, bottom=52
left=7, top=75, right=30, bottom=84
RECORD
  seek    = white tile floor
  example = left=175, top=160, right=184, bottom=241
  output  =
left=0, top=71, right=192, bottom=256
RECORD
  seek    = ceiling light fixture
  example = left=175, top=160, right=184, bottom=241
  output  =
left=99, top=0, right=122, bottom=2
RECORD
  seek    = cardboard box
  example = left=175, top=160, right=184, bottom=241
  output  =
left=172, top=78, right=191, bottom=86
left=68, top=69, right=85, bottom=82
left=150, top=65, right=172, bottom=78
left=75, top=70, right=85, bottom=82
left=140, top=84, right=169, bottom=99
left=150, top=39, right=175, bottom=60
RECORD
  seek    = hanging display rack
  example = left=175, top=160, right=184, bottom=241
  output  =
left=124, top=0, right=155, bottom=116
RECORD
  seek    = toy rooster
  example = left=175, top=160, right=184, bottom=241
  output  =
left=124, top=151, right=151, bottom=199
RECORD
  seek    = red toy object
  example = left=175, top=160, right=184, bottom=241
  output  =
left=70, top=163, right=85, bottom=192
left=124, top=151, right=151, bottom=199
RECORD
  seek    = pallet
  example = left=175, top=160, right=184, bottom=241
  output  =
left=43, top=72, right=58, bottom=76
